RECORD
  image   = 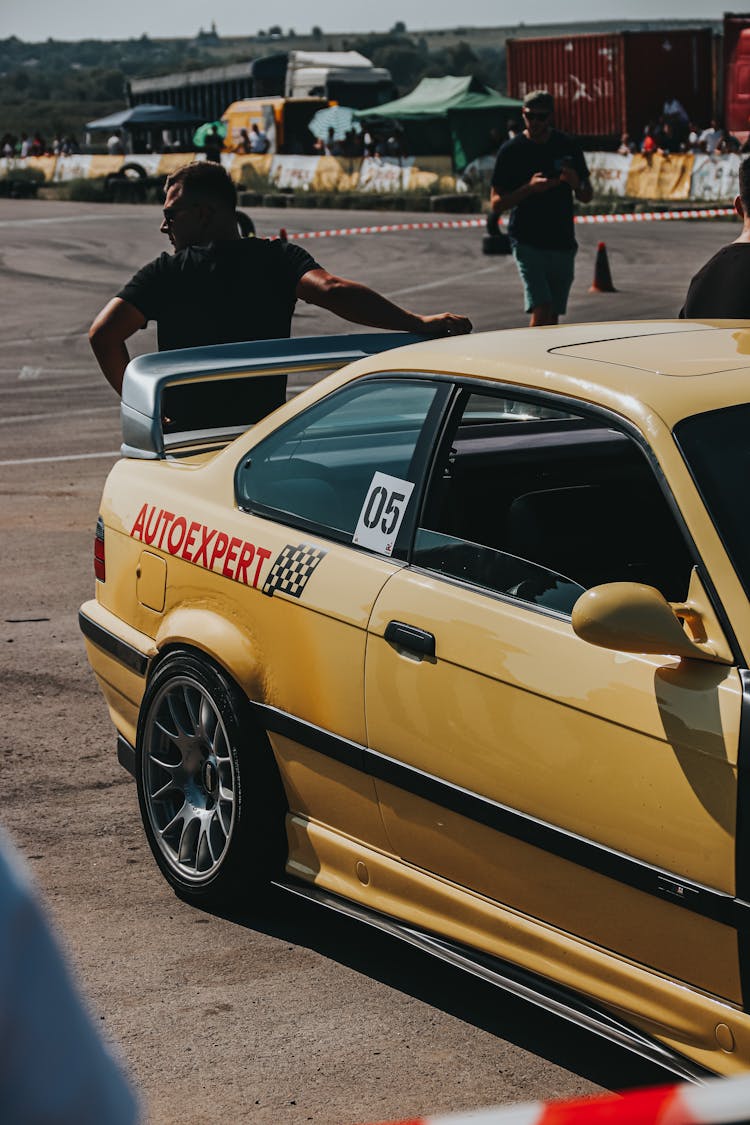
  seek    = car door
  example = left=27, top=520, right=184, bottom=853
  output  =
left=365, top=385, right=744, bottom=1003
left=231, top=373, right=451, bottom=852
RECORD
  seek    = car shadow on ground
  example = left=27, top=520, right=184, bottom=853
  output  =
left=212, top=886, right=682, bottom=1094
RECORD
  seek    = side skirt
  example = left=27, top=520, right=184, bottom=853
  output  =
left=273, top=875, right=712, bottom=1086
left=117, top=735, right=136, bottom=778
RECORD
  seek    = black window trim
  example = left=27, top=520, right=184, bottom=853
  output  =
left=234, top=372, right=454, bottom=564
left=238, top=500, right=359, bottom=548
left=673, top=406, right=750, bottom=628
left=408, top=552, right=583, bottom=623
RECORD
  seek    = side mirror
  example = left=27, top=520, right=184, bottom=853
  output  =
left=571, top=582, right=724, bottom=662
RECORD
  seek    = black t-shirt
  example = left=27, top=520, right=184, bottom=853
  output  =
left=680, top=243, right=750, bottom=318
left=118, top=237, right=320, bottom=424
left=491, top=130, right=589, bottom=250
left=118, top=237, right=320, bottom=351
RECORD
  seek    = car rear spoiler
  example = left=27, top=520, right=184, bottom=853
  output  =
left=120, top=332, right=424, bottom=459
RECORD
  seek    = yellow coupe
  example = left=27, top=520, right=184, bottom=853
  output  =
left=80, top=322, right=750, bottom=1080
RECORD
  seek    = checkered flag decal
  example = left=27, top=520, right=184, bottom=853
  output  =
left=263, top=543, right=327, bottom=598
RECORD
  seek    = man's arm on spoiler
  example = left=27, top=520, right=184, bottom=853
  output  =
left=297, top=268, right=472, bottom=337
left=89, top=298, right=147, bottom=396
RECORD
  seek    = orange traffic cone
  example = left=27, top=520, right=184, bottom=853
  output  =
left=279, top=227, right=288, bottom=243
left=589, top=241, right=617, bottom=292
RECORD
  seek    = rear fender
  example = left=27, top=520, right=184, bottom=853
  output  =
left=154, top=606, right=264, bottom=700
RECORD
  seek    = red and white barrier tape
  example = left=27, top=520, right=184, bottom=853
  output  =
left=357, top=1073, right=750, bottom=1125
left=576, top=208, right=735, bottom=224
left=289, top=218, right=484, bottom=239
left=281, top=208, right=734, bottom=241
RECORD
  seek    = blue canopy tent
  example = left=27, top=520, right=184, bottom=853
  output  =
left=85, top=104, right=204, bottom=130
left=85, top=104, right=204, bottom=154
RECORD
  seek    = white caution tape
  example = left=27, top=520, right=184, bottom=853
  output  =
left=576, top=208, right=735, bottom=223
left=289, top=219, right=485, bottom=239
left=284, top=208, right=735, bottom=241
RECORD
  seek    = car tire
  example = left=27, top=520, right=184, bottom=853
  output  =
left=120, top=162, right=147, bottom=179
left=135, top=650, right=286, bottom=907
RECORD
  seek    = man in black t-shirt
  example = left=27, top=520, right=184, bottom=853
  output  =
left=680, top=156, right=750, bottom=319
left=89, top=161, right=471, bottom=401
left=490, top=90, right=592, bottom=326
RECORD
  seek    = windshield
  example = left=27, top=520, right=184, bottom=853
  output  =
left=674, top=404, right=750, bottom=597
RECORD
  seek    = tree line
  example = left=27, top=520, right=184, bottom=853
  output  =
left=0, top=31, right=505, bottom=139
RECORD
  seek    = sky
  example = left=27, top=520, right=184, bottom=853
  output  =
left=0, top=0, right=729, bottom=42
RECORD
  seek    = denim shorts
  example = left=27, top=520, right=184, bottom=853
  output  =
left=512, top=242, right=577, bottom=315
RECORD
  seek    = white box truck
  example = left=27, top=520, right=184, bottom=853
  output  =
left=284, top=51, right=394, bottom=108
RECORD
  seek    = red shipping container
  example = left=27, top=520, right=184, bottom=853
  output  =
left=506, top=29, right=714, bottom=141
left=724, top=13, right=750, bottom=133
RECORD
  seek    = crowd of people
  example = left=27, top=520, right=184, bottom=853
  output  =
left=232, top=124, right=271, bottom=154
left=309, top=126, right=407, bottom=159
left=234, top=122, right=410, bottom=159
left=6, top=91, right=750, bottom=167
left=0, top=122, right=412, bottom=163
left=1, top=131, right=80, bottom=158
left=617, top=97, right=749, bottom=157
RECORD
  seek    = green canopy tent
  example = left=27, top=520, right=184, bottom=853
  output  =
left=354, top=75, right=522, bottom=171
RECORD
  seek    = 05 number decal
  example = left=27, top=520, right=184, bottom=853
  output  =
left=362, top=486, right=405, bottom=536
left=354, top=472, right=415, bottom=556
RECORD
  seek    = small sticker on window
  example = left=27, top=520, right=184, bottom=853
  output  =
left=353, top=472, right=415, bottom=556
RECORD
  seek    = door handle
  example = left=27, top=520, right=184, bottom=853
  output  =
left=384, top=620, right=436, bottom=658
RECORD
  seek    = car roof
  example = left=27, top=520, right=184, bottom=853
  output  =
left=357, top=321, right=750, bottom=428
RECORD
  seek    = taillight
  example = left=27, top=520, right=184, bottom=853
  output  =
left=94, top=516, right=106, bottom=582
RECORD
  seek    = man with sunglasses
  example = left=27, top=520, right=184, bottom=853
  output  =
left=89, top=161, right=471, bottom=407
left=490, top=90, right=592, bottom=326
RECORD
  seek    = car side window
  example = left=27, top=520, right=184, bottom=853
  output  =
left=235, top=377, right=447, bottom=557
left=414, top=389, right=695, bottom=614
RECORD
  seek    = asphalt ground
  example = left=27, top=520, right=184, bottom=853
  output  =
left=0, top=198, right=735, bottom=1124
